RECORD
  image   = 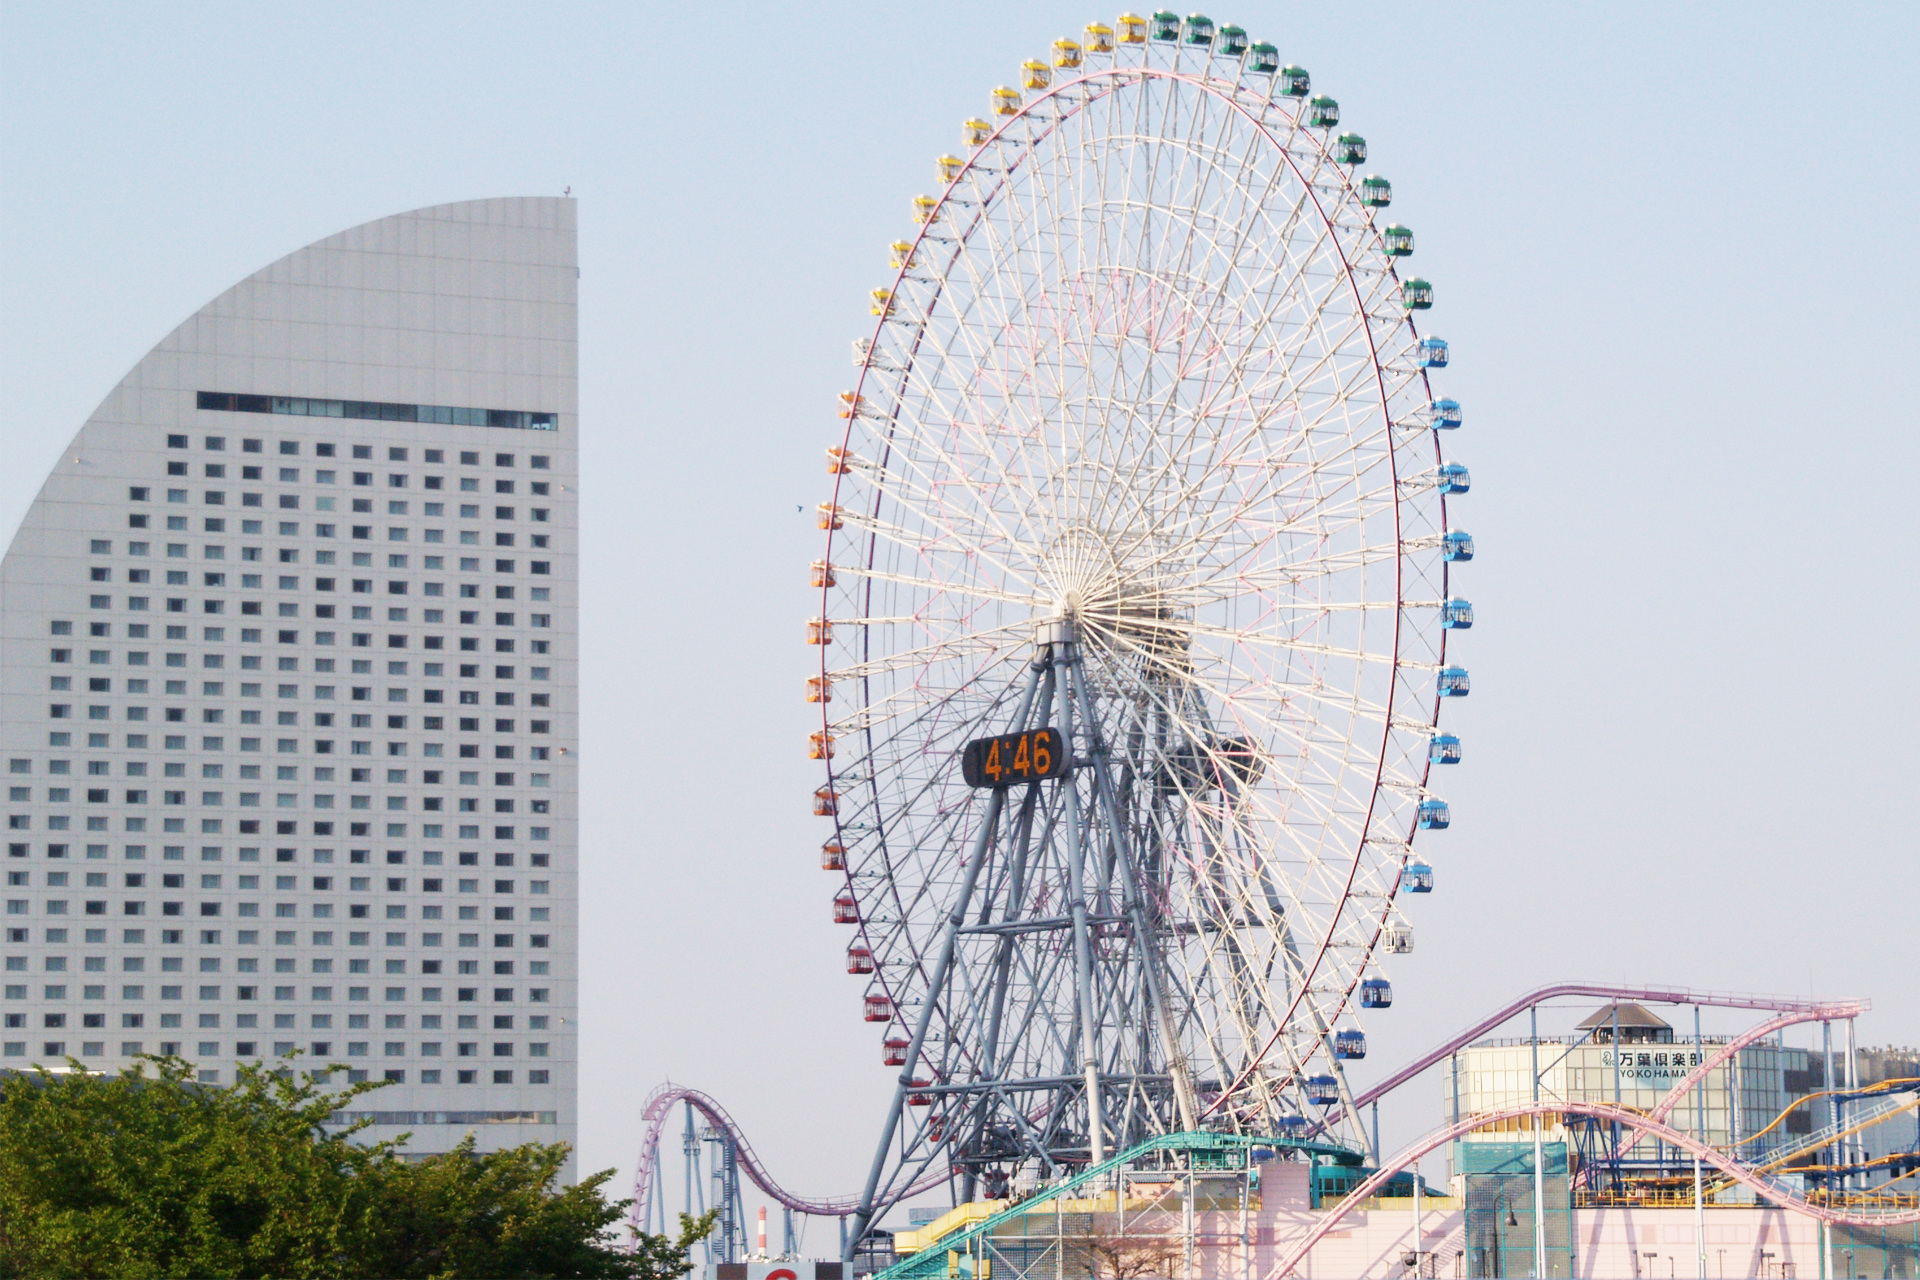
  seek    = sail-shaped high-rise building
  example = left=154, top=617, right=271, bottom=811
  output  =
left=0, top=197, right=577, bottom=1165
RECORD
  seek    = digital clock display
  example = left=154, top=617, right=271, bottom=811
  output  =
left=961, top=727, right=1068, bottom=789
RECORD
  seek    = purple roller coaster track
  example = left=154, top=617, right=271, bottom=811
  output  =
left=627, top=1083, right=952, bottom=1236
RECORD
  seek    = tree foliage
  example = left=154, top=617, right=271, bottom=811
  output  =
left=0, top=1055, right=714, bottom=1279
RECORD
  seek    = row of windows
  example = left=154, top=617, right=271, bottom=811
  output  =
left=57, top=630, right=551, bottom=654
left=51, top=620, right=555, bottom=643
left=42, top=683, right=553, bottom=707
left=6, top=925, right=555, bottom=950
left=6, top=985, right=551, bottom=1007
left=40, top=708, right=555, bottom=731
left=14, top=768, right=552, bottom=786
left=194, top=392, right=559, bottom=433
left=125, top=520, right=557, bottom=547
left=128, top=502, right=555, bottom=530
left=23, top=738, right=553, bottom=759
left=6, top=898, right=552, bottom=922
left=15, top=1034, right=552, bottom=1059
left=7, top=848, right=548, bottom=867
left=11, top=791, right=550, bottom=808
left=9, top=873, right=549, bottom=892
left=39, top=667, right=549, bottom=687
left=13, top=806, right=554, bottom=827
left=10, top=952, right=549, bottom=973
left=78, top=599, right=553, bottom=618
left=12, top=802, right=546, bottom=827
left=82, top=565, right=552, bottom=584
left=94, top=545, right=548, bottom=565
left=55, top=620, right=549, bottom=651
left=156, top=468, right=550, bottom=496
left=1, top=1051, right=550, bottom=1089
left=130, top=510, right=553, bottom=536
left=46, top=630, right=552, bottom=658
left=151, top=471, right=555, bottom=501
left=9, top=815, right=548, bottom=838
left=13, top=806, right=549, bottom=829
left=42, top=686, right=555, bottom=714
left=173, top=423, right=556, bottom=459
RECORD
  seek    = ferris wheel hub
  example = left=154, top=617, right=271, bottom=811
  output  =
left=1033, top=618, right=1073, bottom=648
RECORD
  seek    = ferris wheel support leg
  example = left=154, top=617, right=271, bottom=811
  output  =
left=1055, top=635, right=1107, bottom=1164
left=846, top=659, right=1044, bottom=1261
left=1071, top=656, right=1199, bottom=1135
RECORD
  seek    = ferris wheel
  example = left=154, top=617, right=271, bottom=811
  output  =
left=808, top=12, right=1470, bottom=1235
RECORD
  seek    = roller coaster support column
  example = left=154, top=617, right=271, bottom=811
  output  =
left=1531, top=1006, right=1546, bottom=1277
left=1845, top=1016, right=1859, bottom=1187
left=1612, top=1005, right=1622, bottom=1197
left=1692, top=1006, right=1705, bottom=1279
left=1450, top=1052, right=1461, bottom=1188
left=1413, top=1165, right=1425, bottom=1278
left=1824, top=1021, right=1836, bottom=1190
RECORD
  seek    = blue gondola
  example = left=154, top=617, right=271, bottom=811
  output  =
left=1441, top=599, right=1474, bottom=629
left=1429, top=733, right=1462, bottom=765
left=1417, top=799, right=1450, bottom=829
left=1274, top=1114, right=1310, bottom=1137
left=1438, top=463, right=1469, bottom=493
left=1442, top=530, right=1474, bottom=561
left=1419, top=336, right=1449, bottom=368
left=1436, top=667, right=1470, bottom=697
left=1430, top=398, right=1462, bottom=430
left=1403, top=862, right=1435, bottom=893
left=1305, top=1075, right=1340, bottom=1107
left=1360, top=977, right=1393, bottom=1008
left=1334, top=1029, right=1368, bottom=1059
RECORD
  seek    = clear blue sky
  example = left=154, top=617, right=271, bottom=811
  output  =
left=4, top=0, right=1916, bottom=1241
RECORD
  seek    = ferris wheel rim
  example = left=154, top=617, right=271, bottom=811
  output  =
left=814, top=49, right=1456, bottom=1135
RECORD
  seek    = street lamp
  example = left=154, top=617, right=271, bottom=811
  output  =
left=1485, top=1189, right=1522, bottom=1278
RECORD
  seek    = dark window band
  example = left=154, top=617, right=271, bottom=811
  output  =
left=322, top=1109, right=557, bottom=1125
left=198, top=392, right=555, bottom=432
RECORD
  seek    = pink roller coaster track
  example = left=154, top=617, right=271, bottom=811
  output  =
left=627, top=1083, right=953, bottom=1233
left=1272, top=1099, right=1920, bottom=1279
left=1319, top=982, right=1868, bottom=1135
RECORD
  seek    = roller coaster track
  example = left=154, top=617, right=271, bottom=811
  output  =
left=1317, top=982, right=1868, bottom=1136
left=631, top=985, right=1888, bottom=1247
left=627, top=1083, right=953, bottom=1234
left=1273, top=1099, right=1920, bottom=1279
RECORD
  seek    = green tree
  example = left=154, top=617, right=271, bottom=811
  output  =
left=624, top=1211, right=722, bottom=1280
left=0, top=1054, right=709, bottom=1279
left=349, top=1136, right=717, bottom=1279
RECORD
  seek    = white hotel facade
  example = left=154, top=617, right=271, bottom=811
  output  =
left=0, top=197, right=578, bottom=1163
